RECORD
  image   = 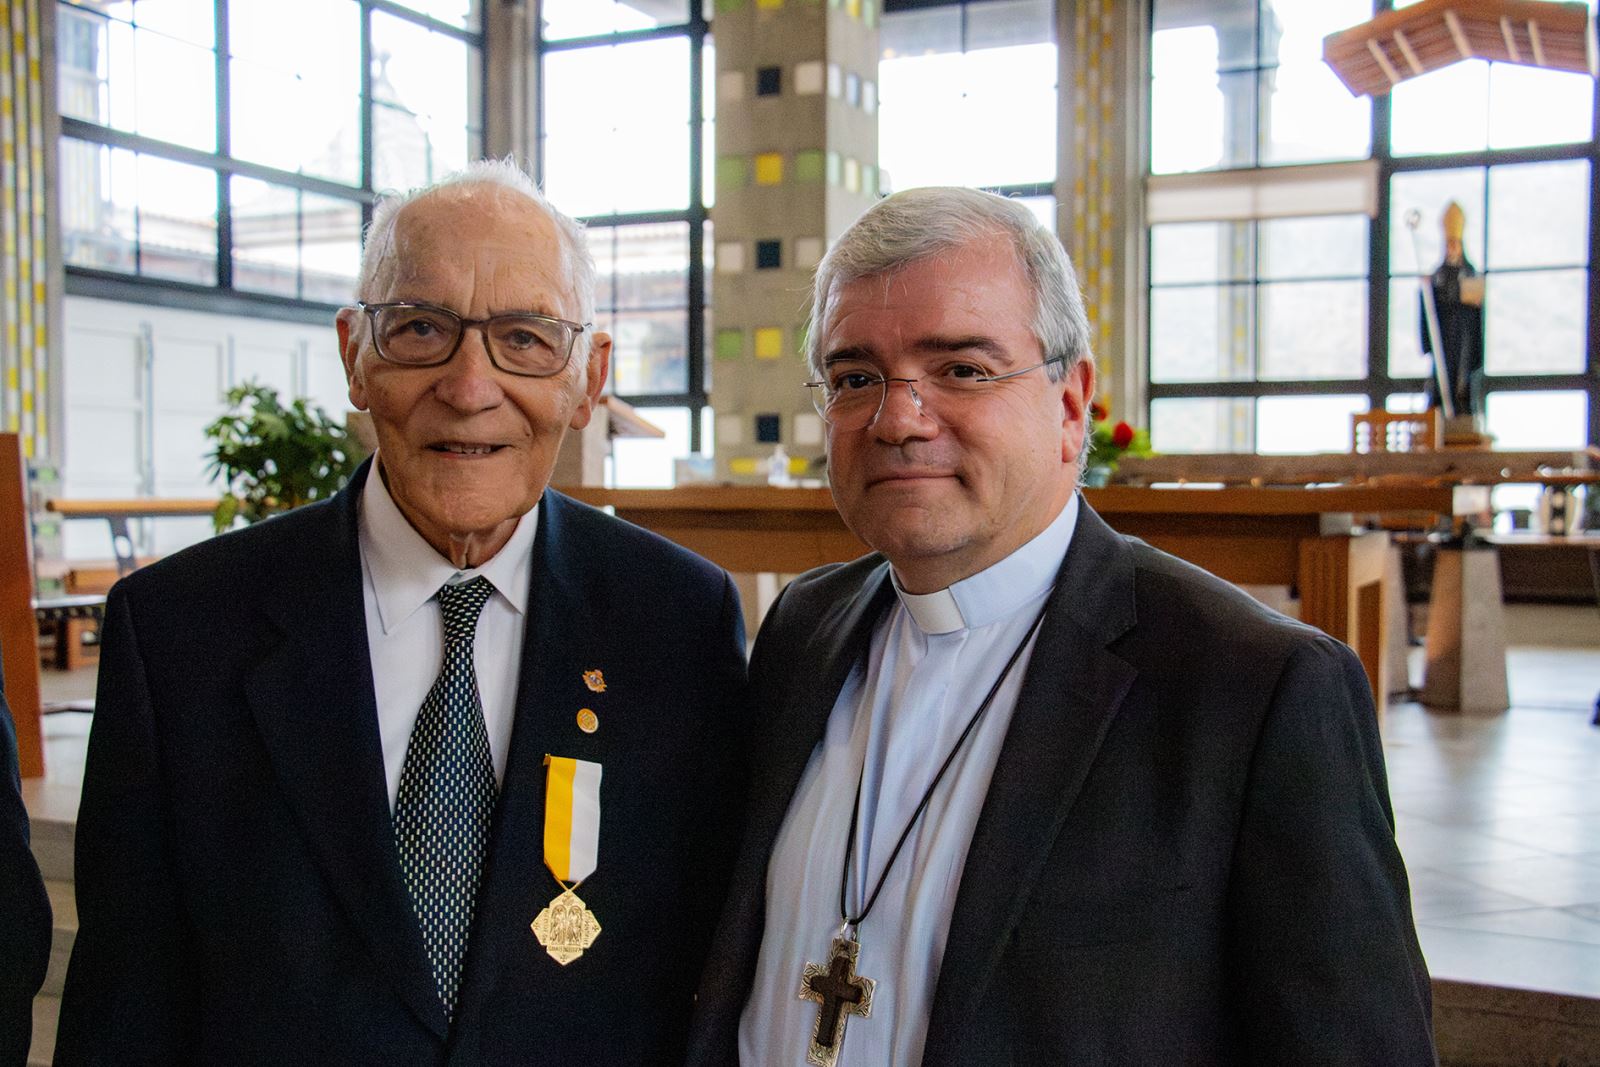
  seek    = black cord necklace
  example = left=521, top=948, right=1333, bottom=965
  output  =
left=837, top=587, right=1055, bottom=930
left=798, top=586, right=1058, bottom=1066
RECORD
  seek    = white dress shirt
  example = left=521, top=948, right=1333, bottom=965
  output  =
left=739, top=494, right=1080, bottom=1067
left=357, top=461, right=535, bottom=809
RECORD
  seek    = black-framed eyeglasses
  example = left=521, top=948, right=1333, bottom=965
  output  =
left=356, top=301, right=590, bottom=379
left=804, top=356, right=1065, bottom=430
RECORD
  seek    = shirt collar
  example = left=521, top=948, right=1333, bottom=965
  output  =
left=891, top=493, right=1079, bottom=635
left=358, top=457, right=536, bottom=635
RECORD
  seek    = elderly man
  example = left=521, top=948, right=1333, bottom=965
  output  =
left=688, top=187, right=1435, bottom=1067
left=2, top=660, right=52, bottom=1067
left=56, top=161, right=746, bottom=1065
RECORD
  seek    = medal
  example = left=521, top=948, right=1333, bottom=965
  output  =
left=538, top=755, right=604, bottom=965
left=531, top=885, right=602, bottom=965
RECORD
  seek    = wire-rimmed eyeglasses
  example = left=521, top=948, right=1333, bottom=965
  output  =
left=357, top=301, right=590, bottom=379
left=804, top=356, right=1064, bottom=430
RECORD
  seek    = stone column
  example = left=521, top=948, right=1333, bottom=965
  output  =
left=1, top=0, right=62, bottom=467
left=708, top=0, right=879, bottom=484
left=1057, top=0, right=1144, bottom=423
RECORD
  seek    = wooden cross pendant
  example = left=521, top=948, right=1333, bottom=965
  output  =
left=798, top=935, right=876, bottom=1067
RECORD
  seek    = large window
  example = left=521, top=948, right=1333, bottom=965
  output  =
left=1147, top=0, right=1600, bottom=454
left=56, top=0, right=485, bottom=315
left=537, top=0, right=711, bottom=464
left=879, top=0, right=1056, bottom=196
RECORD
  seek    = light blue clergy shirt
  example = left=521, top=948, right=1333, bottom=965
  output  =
left=738, top=494, right=1080, bottom=1067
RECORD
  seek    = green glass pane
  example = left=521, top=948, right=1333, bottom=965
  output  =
left=795, top=149, right=826, bottom=183
left=716, top=155, right=748, bottom=189
left=715, top=328, right=745, bottom=361
left=825, top=151, right=841, bottom=186
left=715, top=0, right=746, bottom=12
left=861, top=164, right=876, bottom=198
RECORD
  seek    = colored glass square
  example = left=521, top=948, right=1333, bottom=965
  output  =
left=843, top=157, right=860, bottom=193
left=757, top=0, right=784, bottom=9
left=754, top=152, right=784, bottom=186
left=754, top=413, right=782, bottom=444
left=715, top=328, right=744, bottom=362
left=728, top=457, right=760, bottom=476
left=715, top=0, right=745, bottom=10
left=846, top=0, right=860, bottom=18
left=755, top=239, right=782, bottom=269
left=863, top=0, right=875, bottom=27
left=795, top=149, right=826, bottom=183
left=861, top=164, right=877, bottom=198
left=756, top=66, right=782, bottom=96
left=717, top=155, right=748, bottom=189
left=825, top=151, right=841, bottom=186
left=794, top=60, right=825, bottom=95
left=755, top=327, right=783, bottom=360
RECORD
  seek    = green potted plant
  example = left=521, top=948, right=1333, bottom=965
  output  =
left=204, top=382, right=362, bottom=533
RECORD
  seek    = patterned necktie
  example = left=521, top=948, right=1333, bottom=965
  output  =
left=394, top=576, right=499, bottom=1018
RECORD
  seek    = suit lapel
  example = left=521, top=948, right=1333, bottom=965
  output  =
left=242, top=463, right=449, bottom=1040
left=921, top=505, right=1139, bottom=1065
left=452, top=492, right=607, bottom=1017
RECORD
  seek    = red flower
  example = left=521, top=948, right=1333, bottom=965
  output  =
left=1111, top=421, right=1135, bottom=449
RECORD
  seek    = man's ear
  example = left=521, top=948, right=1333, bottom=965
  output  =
left=567, top=332, right=612, bottom=431
left=335, top=308, right=370, bottom=411
left=1060, top=357, right=1096, bottom=465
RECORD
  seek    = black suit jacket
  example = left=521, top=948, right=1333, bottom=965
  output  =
left=689, top=503, right=1435, bottom=1066
left=55, top=464, right=747, bottom=1066
left=1, top=660, right=52, bottom=1067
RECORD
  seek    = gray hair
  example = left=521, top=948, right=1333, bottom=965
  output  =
left=356, top=158, right=597, bottom=359
left=806, top=186, right=1092, bottom=380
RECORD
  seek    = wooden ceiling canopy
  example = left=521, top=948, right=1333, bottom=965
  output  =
left=1323, top=0, right=1596, bottom=97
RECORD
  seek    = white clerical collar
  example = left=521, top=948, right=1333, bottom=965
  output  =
left=358, top=457, right=535, bottom=635
left=891, top=493, right=1080, bottom=635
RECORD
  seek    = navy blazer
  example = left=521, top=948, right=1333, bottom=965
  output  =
left=55, top=463, right=747, bottom=1066
left=1, top=659, right=52, bottom=1067
left=689, top=503, right=1436, bottom=1066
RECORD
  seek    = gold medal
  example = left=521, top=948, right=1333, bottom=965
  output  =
left=531, top=885, right=602, bottom=966
left=576, top=708, right=599, bottom=733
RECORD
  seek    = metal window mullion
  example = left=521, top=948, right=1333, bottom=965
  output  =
left=215, top=0, right=233, bottom=289
left=686, top=16, right=705, bottom=452
left=361, top=2, right=375, bottom=199
left=367, top=0, right=480, bottom=42
left=1589, top=73, right=1599, bottom=448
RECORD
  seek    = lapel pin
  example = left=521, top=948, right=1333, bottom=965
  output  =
left=576, top=708, right=599, bottom=734
left=583, top=669, right=607, bottom=693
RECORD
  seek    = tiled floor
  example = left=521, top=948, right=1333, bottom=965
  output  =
left=1387, top=604, right=1600, bottom=999
left=24, top=604, right=1600, bottom=1002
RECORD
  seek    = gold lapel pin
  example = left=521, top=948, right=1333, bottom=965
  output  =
left=583, top=669, right=607, bottom=693
left=576, top=708, right=599, bottom=734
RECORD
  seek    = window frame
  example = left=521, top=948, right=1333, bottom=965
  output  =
left=1144, top=0, right=1600, bottom=452
left=534, top=6, right=711, bottom=450
left=57, top=0, right=487, bottom=326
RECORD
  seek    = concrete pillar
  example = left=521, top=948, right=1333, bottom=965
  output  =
left=1421, top=545, right=1510, bottom=716
left=708, top=0, right=879, bottom=483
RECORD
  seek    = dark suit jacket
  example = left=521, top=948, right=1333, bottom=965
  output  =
left=689, top=503, right=1435, bottom=1066
left=1, top=660, right=52, bottom=1067
left=55, top=463, right=747, bottom=1066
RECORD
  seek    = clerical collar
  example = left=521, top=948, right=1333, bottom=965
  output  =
left=358, top=457, right=535, bottom=635
left=890, top=493, right=1080, bottom=635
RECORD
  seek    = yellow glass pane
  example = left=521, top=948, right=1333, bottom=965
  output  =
left=754, top=152, right=785, bottom=186
left=729, top=456, right=761, bottom=475
left=757, top=0, right=784, bottom=8
left=755, top=327, right=784, bottom=359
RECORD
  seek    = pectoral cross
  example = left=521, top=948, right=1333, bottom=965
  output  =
left=798, top=935, right=876, bottom=1067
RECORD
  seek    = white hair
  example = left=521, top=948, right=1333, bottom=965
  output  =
left=356, top=158, right=597, bottom=359
left=806, top=186, right=1092, bottom=380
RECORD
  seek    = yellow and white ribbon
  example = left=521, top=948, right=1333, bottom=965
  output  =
left=543, top=756, right=602, bottom=885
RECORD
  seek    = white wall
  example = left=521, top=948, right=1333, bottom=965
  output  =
left=60, top=295, right=352, bottom=560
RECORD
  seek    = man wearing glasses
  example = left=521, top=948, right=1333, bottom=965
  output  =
left=688, top=187, right=1434, bottom=1066
left=57, top=161, right=747, bottom=1064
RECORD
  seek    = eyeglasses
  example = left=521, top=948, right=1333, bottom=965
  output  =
left=804, top=356, right=1064, bottom=430
left=357, top=301, right=589, bottom=378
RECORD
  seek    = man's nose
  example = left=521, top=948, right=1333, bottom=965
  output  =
left=434, top=327, right=505, bottom=410
left=870, top=377, right=936, bottom=440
